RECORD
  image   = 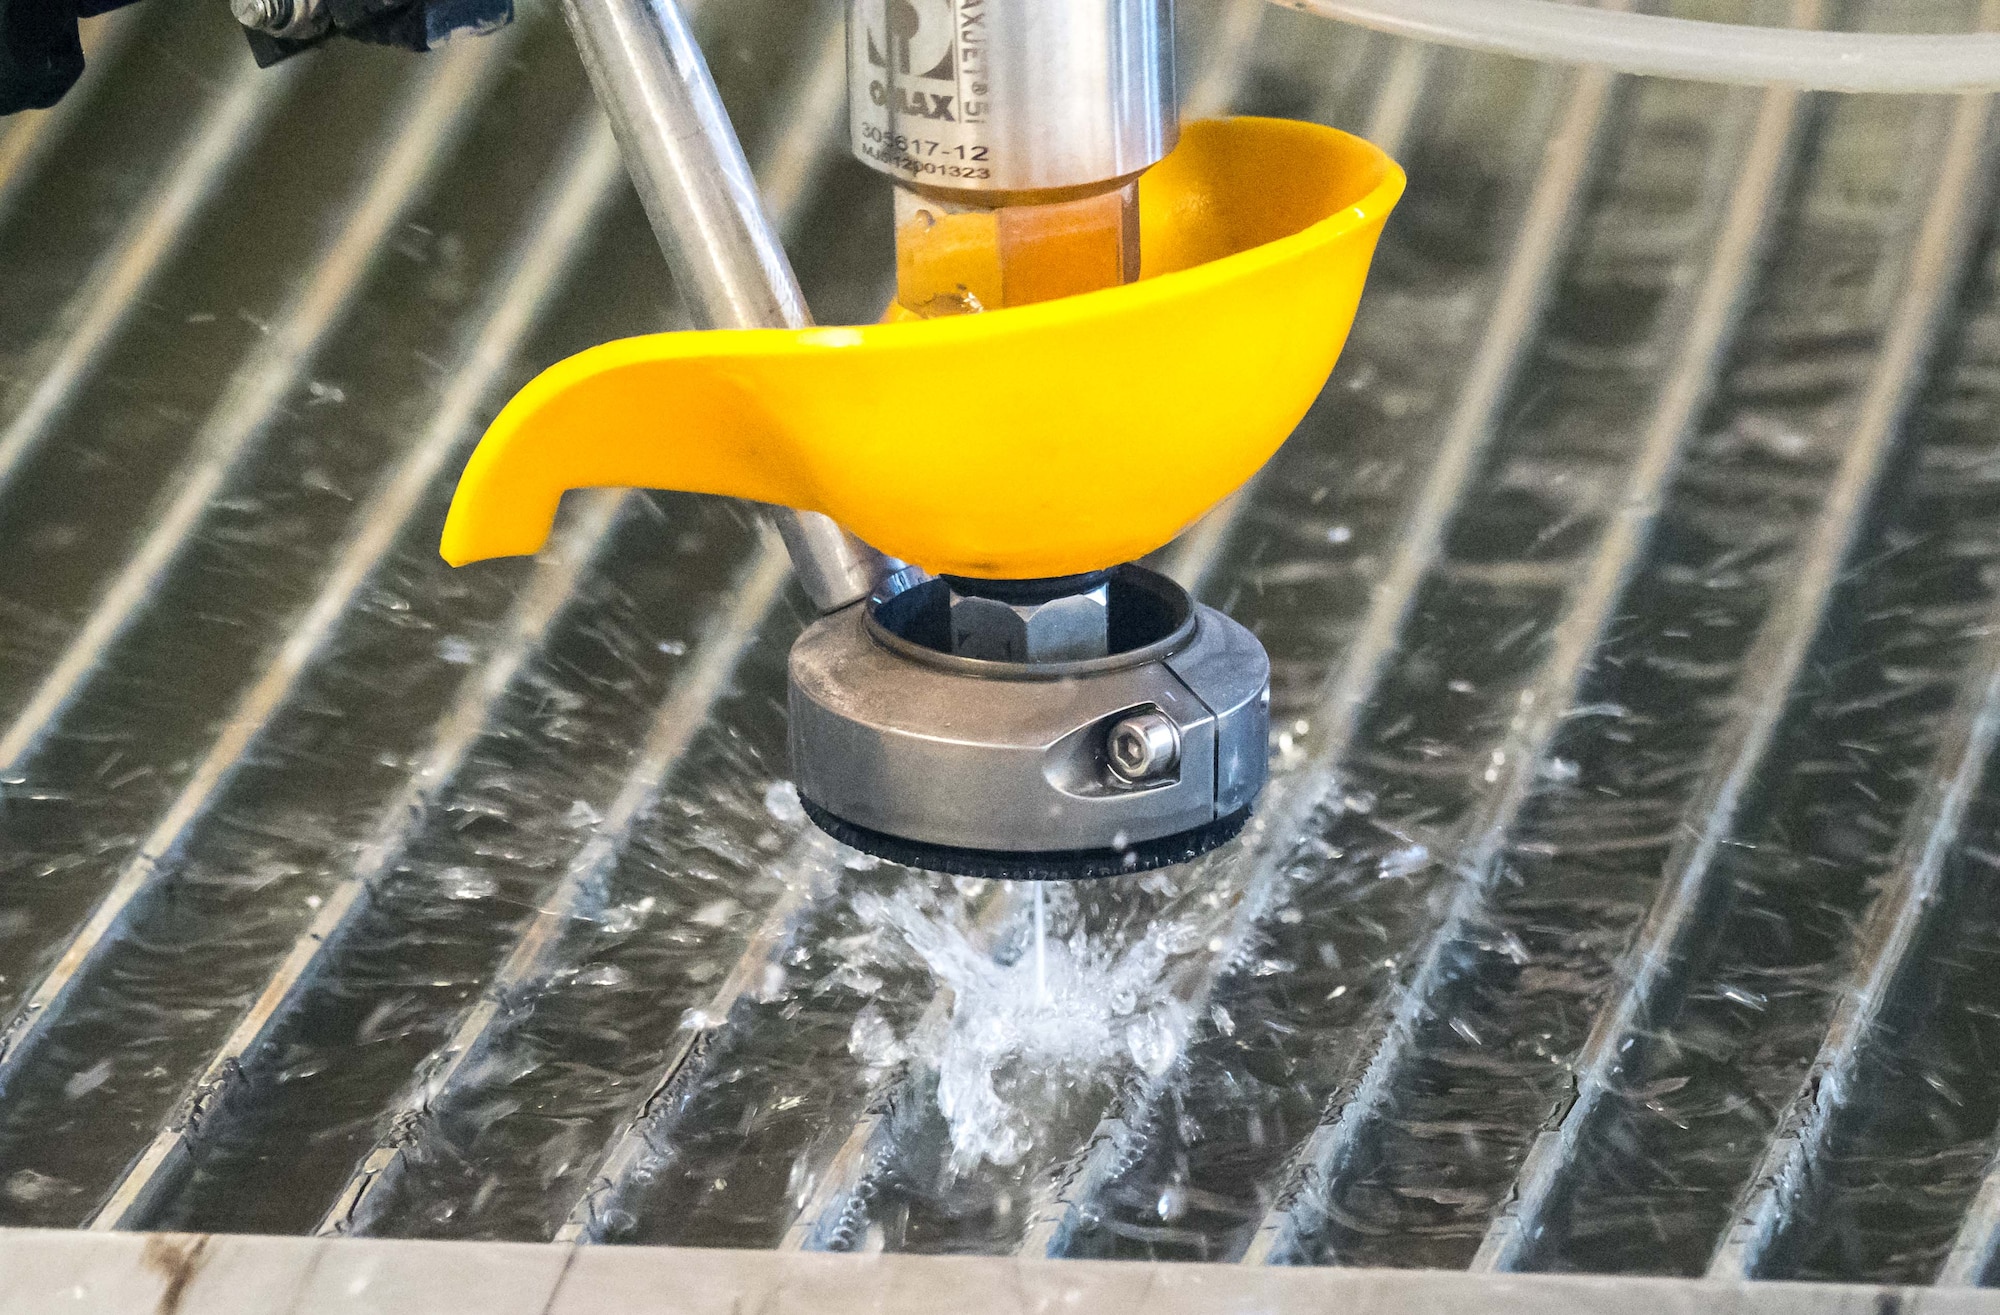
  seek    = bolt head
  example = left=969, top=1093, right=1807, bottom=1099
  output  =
left=231, top=0, right=289, bottom=28
left=1107, top=710, right=1180, bottom=784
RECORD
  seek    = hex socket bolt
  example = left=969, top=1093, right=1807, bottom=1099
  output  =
left=232, top=0, right=325, bottom=38
left=1107, top=709, right=1180, bottom=784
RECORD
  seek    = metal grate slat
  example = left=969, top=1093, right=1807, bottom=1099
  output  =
left=81, top=115, right=634, bottom=1231
left=0, top=38, right=510, bottom=1104
left=1024, top=52, right=1619, bottom=1264
left=1724, top=570, right=2000, bottom=1273
left=777, top=887, right=1024, bottom=1253
left=318, top=539, right=793, bottom=1238
left=1240, top=53, right=1792, bottom=1269
left=0, top=54, right=296, bottom=506
left=558, top=863, right=831, bottom=1244
left=744, top=4, right=848, bottom=234
left=311, top=15, right=867, bottom=1238
left=1702, top=91, right=2000, bottom=1283
left=778, top=988, right=958, bottom=1252
left=1185, top=0, right=1271, bottom=122
left=1946, top=1100, right=2000, bottom=1282
left=1469, top=20, right=1824, bottom=1272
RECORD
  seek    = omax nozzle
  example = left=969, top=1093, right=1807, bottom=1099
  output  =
left=451, top=0, right=1402, bottom=876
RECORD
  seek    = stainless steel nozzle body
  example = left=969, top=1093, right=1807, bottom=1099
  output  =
left=847, top=0, right=1178, bottom=196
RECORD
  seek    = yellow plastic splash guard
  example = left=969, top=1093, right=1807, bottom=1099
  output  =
left=441, top=116, right=1405, bottom=580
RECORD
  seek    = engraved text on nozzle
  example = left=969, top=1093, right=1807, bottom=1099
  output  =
left=848, top=0, right=1177, bottom=195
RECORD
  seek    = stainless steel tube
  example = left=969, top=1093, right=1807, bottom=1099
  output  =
left=559, top=0, right=894, bottom=612
left=848, top=0, right=1177, bottom=195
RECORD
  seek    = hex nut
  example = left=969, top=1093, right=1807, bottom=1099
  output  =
left=948, top=582, right=1109, bottom=663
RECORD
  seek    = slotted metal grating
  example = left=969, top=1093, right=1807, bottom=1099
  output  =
left=7, top=0, right=2000, bottom=1306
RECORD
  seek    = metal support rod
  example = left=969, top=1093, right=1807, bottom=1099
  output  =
left=83, top=0, right=870, bottom=1232
left=1706, top=86, right=1998, bottom=1282
left=522, top=34, right=906, bottom=1242
left=558, top=0, right=891, bottom=612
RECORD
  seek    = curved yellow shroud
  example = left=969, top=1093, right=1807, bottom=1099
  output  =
left=441, top=117, right=1404, bottom=579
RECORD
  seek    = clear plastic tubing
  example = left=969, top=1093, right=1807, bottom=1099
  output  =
left=1285, top=0, right=2000, bottom=92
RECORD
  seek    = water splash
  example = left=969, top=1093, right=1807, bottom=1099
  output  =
left=849, top=882, right=1198, bottom=1174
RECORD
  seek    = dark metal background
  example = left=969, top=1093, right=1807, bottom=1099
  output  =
left=4, top=0, right=2000, bottom=1291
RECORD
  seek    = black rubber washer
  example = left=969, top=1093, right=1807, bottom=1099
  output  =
left=799, top=798, right=1253, bottom=881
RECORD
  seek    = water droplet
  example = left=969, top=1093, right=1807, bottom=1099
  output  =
left=64, top=1058, right=112, bottom=1100
left=573, top=963, right=628, bottom=988
left=850, top=1005, right=905, bottom=1070
left=1717, top=983, right=1768, bottom=1011
left=764, top=780, right=806, bottom=826
left=597, top=904, right=642, bottom=935
left=689, top=899, right=736, bottom=928
left=1126, top=1011, right=1179, bottom=1076
left=440, top=867, right=497, bottom=901
left=1378, top=844, right=1429, bottom=879
left=4, top=1170, right=64, bottom=1204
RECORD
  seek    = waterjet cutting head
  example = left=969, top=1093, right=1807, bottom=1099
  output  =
left=789, top=565, right=1269, bottom=879
left=441, top=0, right=1400, bottom=877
